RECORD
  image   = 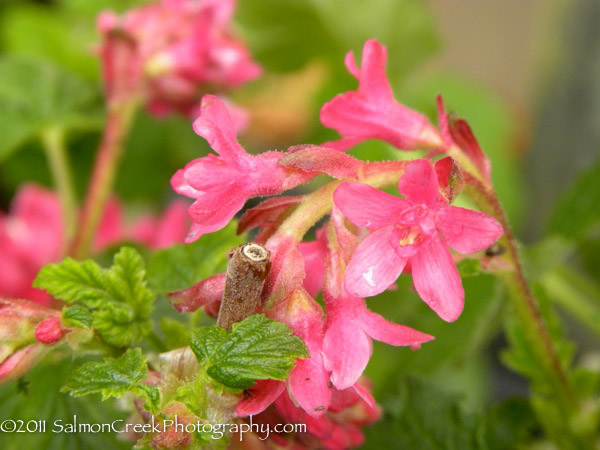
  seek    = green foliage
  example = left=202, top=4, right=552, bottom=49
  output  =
left=147, top=221, right=245, bottom=294
left=364, top=378, right=536, bottom=450
left=190, top=315, right=309, bottom=390
left=236, top=0, right=438, bottom=75
left=0, top=55, right=101, bottom=162
left=549, top=155, right=600, bottom=240
left=34, top=247, right=155, bottom=347
left=0, top=361, right=129, bottom=449
left=62, top=305, right=93, bottom=329
left=62, top=349, right=160, bottom=412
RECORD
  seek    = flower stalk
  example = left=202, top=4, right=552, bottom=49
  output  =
left=70, top=99, right=138, bottom=259
left=41, top=126, right=77, bottom=254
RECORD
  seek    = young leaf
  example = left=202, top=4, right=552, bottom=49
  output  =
left=62, top=305, right=93, bottom=329
left=62, top=349, right=159, bottom=411
left=34, top=247, right=155, bottom=347
left=147, top=221, right=245, bottom=293
left=190, top=315, right=309, bottom=390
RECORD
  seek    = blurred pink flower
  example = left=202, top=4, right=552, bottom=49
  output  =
left=98, top=0, right=261, bottom=116
left=320, top=39, right=442, bottom=151
left=0, top=184, right=188, bottom=306
left=334, top=159, right=503, bottom=322
left=172, top=95, right=314, bottom=242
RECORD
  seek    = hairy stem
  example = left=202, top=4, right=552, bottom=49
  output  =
left=279, top=161, right=408, bottom=240
left=41, top=126, right=77, bottom=255
left=465, top=176, right=577, bottom=408
left=70, top=101, right=138, bottom=259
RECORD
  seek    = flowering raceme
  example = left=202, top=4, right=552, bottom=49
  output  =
left=0, top=184, right=188, bottom=305
left=98, top=0, right=261, bottom=115
left=334, top=159, right=504, bottom=322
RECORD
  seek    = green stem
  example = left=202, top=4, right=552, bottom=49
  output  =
left=41, top=126, right=77, bottom=255
left=279, top=162, right=408, bottom=240
left=70, top=101, right=138, bottom=259
left=542, top=267, right=600, bottom=338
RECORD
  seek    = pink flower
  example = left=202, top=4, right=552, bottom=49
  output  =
left=172, top=95, right=314, bottom=242
left=334, top=159, right=504, bottom=322
left=0, top=185, right=63, bottom=306
left=98, top=0, right=261, bottom=116
left=0, top=184, right=188, bottom=306
left=322, top=208, right=434, bottom=389
left=299, top=226, right=328, bottom=298
left=320, top=39, right=442, bottom=151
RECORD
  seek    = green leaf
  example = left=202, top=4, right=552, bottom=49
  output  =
left=147, top=221, right=245, bottom=294
left=62, top=305, right=93, bottom=329
left=0, top=55, right=101, bottom=161
left=62, top=349, right=159, bottom=412
left=548, top=155, right=600, bottom=239
left=190, top=315, right=309, bottom=390
left=34, top=247, right=155, bottom=347
left=160, top=318, right=192, bottom=350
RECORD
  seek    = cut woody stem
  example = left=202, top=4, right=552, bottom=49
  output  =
left=217, top=243, right=271, bottom=330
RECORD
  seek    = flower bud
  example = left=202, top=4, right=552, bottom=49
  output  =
left=35, top=315, right=67, bottom=345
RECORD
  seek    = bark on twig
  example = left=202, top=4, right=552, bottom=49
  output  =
left=217, top=243, right=271, bottom=330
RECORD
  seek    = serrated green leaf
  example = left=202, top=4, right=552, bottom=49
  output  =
left=190, top=315, right=309, bottom=390
left=147, top=221, right=245, bottom=294
left=34, top=247, right=156, bottom=347
left=0, top=55, right=101, bottom=161
left=62, top=349, right=160, bottom=412
left=62, top=305, right=93, bottom=329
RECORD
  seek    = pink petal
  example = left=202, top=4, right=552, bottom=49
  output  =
left=411, top=234, right=464, bottom=322
left=437, top=206, right=504, bottom=254
left=236, top=379, right=286, bottom=416
left=334, top=183, right=409, bottom=229
left=288, top=353, right=332, bottom=417
left=185, top=187, right=248, bottom=242
left=323, top=310, right=372, bottom=390
left=343, top=226, right=408, bottom=298
left=362, top=308, right=434, bottom=346
left=192, top=95, right=247, bottom=165
left=167, top=274, right=225, bottom=313
left=279, top=145, right=363, bottom=179
left=150, top=200, right=190, bottom=249
left=398, top=159, right=441, bottom=206
left=357, top=39, right=394, bottom=103
left=299, top=234, right=327, bottom=298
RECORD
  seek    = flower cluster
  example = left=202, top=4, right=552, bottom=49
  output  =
left=98, top=0, right=261, bottom=116
left=0, top=185, right=188, bottom=306
left=168, top=37, right=504, bottom=448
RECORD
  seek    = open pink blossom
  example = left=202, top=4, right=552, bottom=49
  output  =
left=172, top=95, right=314, bottom=242
left=98, top=0, right=261, bottom=116
left=322, top=208, right=434, bottom=389
left=334, top=159, right=504, bottom=322
left=320, top=39, right=442, bottom=151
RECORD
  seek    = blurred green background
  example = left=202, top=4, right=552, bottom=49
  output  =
left=1, top=0, right=600, bottom=448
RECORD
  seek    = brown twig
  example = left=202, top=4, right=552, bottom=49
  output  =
left=217, top=243, right=271, bottom=330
